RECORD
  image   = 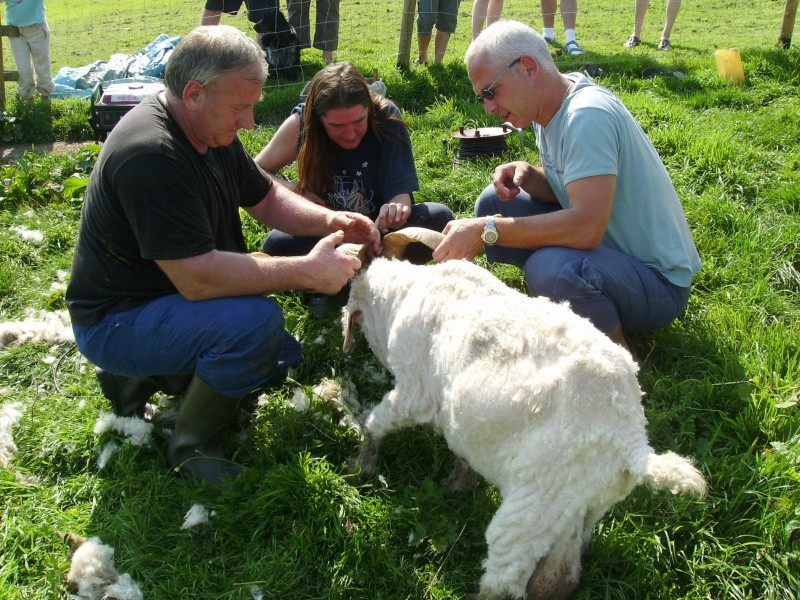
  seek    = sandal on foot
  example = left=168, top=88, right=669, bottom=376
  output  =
left=564, top=40, right=584, bottom=56
left=543, top=35, right=558, bottom=46
left=658, top=38, right=672, bottom=51
left=624, top=35, right=641, bottom=48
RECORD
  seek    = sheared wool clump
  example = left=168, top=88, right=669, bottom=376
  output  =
left=102, top=574, right=144, bottom=600
left=312, top=376, right=360, bottom=412
left=10, top=225, right=44, bottom=243
left=180, top=504, right=215, bottom=530
left=93, top=412, right=153, bottom=447
left=0, top=402, right=23, bottom=468
left=288, top=387, right=311, bottom=412
left=312, top=376, right=363, bottom=433
left=67, top=537, right=143, bottom=600
left=96, top=441, right=119, bottom=470
left=0, top=309, right=74, bottom=348
left=50, top=270, right=70, bottom=292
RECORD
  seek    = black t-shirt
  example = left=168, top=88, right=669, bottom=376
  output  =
left=66, top=94, right=272, bottom=326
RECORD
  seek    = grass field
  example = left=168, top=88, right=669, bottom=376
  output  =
left=1, top=0, right=799, bottom=598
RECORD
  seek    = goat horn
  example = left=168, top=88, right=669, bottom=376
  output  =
left=382, top=227, right=446, bottom=260
left=336, top=243, right=368, bottom=263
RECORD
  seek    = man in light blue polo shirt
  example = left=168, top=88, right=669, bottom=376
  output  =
left=434, top=20, right=701, bottom=349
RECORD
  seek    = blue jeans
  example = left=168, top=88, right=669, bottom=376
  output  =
left=73, top=294, right=302, bottom=398
left=476, top=185, right=690, bottom=334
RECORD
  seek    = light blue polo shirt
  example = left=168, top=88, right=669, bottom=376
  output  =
left=4, top=0, right=47, bottom=28
left=535, top=72, right=701, bottom=288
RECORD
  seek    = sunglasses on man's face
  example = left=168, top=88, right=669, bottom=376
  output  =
left=476, top=57, right=522, bottom=103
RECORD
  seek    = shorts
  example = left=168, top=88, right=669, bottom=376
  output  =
left=204, top=0, right=270, bottom=22
left=417, top=0, right=461, bottom=35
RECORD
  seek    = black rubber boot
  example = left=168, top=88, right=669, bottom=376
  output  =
left=95, top=368, right=193, bottom=418
left=167, top=374, right=242, bottom=486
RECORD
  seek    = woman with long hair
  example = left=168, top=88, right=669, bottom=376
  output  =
left=255, top=62, right=453, bottom=268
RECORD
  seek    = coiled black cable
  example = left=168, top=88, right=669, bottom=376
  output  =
left=450, top=123, right=524, bottom=164
left=454, top=135, right=509, bottom=163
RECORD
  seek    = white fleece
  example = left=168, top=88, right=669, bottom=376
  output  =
left=343, top=258, right=706, bottom=600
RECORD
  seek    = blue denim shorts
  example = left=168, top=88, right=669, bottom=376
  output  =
left=417, top=0, right=461, bottom=34
left=204, top=0, right=269, bottom=22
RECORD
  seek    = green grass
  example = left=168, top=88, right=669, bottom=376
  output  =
left=2, top=0, right=800, bottom=598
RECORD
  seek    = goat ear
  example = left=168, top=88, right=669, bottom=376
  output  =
left=342, top=308, right=362, bottom=352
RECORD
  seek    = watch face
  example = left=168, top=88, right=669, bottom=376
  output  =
left=482, top=229, right=499, bottom=244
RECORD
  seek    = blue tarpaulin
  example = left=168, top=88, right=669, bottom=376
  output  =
left=52, top=34, right=180, bottom=99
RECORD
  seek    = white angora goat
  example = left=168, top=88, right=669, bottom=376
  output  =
left=342, top=258, right=706, bottom=600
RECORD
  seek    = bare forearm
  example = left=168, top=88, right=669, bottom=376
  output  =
left=159, top=229, right=363, bottom=299
left=248, top=183, right=335, bottom=237
left=158, top=250, right=318, bottom=300
left=494, top=210, right=602, bottom=251
left=498, top=174, right=615, bottom=249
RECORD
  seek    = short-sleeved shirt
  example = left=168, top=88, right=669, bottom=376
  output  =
left=292, top=100, right=419, bottom=221
left=66, top=94, right=272, bottom=326
left=5, top=0, right=46, bottom=27
left=536, top=72, right=701, bottom=288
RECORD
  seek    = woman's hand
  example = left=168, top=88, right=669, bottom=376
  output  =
left=375, top=201, right=411, bottom=231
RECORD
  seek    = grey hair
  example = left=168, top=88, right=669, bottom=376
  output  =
left=164, top=25, right=268, bottom=96
left=465, top=20, right=557, bottom=75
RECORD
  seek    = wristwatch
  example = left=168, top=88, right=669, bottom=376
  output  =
left=481, top=215, right=500, bottom=246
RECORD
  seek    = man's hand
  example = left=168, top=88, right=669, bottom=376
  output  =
left=306, top=231, right=362, bottom=294
left=328, top=211, right=382, bottom=256
left=375, top=202, right=411, bottom=231
left=432, top=218, right=486, bottom=262
left=492, top=161, right=535, bottom=200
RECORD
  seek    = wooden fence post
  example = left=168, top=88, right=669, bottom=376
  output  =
left=0, top=13, right=21, bottom=109
left=780, top=0, right=799, bottom=48
left=397, top=0, right=416, bottom=69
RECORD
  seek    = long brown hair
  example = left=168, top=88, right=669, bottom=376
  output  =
left=297, top=62, right=407, bottom=197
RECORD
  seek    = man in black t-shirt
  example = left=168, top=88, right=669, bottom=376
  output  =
left=66, top=25, right=379, bottom=486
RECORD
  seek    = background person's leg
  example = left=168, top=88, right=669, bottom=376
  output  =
left=287, top=0, right=314, bottom=48
left=262, top=230, right=321, bottom=256
left=28, top=22, right=54, bottom=98
left=416, top=0, right=436, bottom=63
left=661, top=0, right=682, bottom=42
left=314, top=0, right=340, bottom=60
left=9, top=35, right=35, bottom=100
